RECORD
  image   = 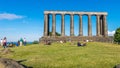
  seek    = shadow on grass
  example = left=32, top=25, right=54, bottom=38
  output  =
left=17, top=60, right=33, bottom=68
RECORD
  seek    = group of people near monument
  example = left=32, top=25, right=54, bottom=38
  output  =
left=44, top=39, right=87, bottom=47
left=0, top=37, right=27, bottom=48
left=77, top=40, right=88, bottom=46
left=17, top=38, right=27, bottom=46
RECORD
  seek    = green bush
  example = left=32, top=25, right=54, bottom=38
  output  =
left=49, top=32, right=61, bottom=36
left=33, top=40, right=39, bottom=44
left=114, top=27, right=120, bottom=44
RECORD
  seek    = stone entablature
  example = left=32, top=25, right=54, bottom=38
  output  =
left=44, top=11, right=107, bottom=15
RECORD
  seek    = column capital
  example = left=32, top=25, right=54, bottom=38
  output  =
left=79, top=14, right=82, bottom=16
left=96, top=14, right=100, bottom=16
left=44, top=13, right=49, bottom=15
left=103, top=15, right=107, bottom=18
left=70, top=14, right=74, bottom=16
left=88, top=14, right=92, bottom=16
left=52, top=13, right=56, bottom=15
left=96, top=15, right=100, bottom=18
left=103, top=15, right=107, bottom=16
left=61, top=13, right=65, bottom=16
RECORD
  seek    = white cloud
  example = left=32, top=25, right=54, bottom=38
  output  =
left=108, top=31, right=115, bottom=36
left=0, top=13, right=24, bottom=20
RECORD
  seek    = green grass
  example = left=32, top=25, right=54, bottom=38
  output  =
left=0, top=42, right=120, bottom=68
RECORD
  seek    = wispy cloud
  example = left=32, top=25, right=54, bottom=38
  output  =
left=0, top=13, right=24, bottom=20
left=108, top=31, right=115, bottom=36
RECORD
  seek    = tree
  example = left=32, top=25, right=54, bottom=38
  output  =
left=55, top=32, right=61, bottom=36
left=114, top=27, right=120, bottom=44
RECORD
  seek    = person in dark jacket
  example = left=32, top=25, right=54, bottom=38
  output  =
left=77, top=42, right=82, bottom=46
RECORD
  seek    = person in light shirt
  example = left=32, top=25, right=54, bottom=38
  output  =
left=20, top=38, right=23, bottom=46
left=23, top=38, right=27, bottom=46
left=0, top=39, right=3, bottom=46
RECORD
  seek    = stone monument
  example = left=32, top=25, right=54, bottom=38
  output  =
left=40, top=11, right=113, bottom=43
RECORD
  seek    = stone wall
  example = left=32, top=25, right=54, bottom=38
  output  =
left=40, top=36, right=113, bottom=43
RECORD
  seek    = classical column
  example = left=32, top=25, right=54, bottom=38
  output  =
left=61, top=14, right=65, bottom=36
left=70, top=14, right=74, bottom=36
left=88, top=14, right=92, bottom=37
left=96, top=15, right=100, bottom=36
left=44, top=13, right=48, bottom=37
left=52, top=13, right=56, bottom=36
left=103, top=15, right=108, bottom=37
left=79, top=14, right=83, bottom=36
left=100, top=15, right=103, bottom=36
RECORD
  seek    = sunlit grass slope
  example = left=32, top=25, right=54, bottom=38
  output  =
left=0, top=42, right=120, bottom=68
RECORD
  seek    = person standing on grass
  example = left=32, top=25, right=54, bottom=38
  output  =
left=20, top=38, right=23, bottom=46
left=17, top=40, right=20, bottom=46
left=0, top=39, right=3, bottom=46
left=23, top=38, right=27, bottom=46
left=3, top=37, right=7, bottom=48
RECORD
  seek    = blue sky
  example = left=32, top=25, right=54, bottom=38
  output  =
left=0, top=0, right=119, bottom=42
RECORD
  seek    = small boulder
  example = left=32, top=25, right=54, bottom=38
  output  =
left=114, top=64, right=120, bottom=68
left=0, top=58, right=25, bottom=68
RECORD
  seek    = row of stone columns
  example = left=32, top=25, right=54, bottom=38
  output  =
left=44, top=13, right=108, bottom=37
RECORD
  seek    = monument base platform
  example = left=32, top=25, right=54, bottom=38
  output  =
left=39, top=36, right=113, bottom=43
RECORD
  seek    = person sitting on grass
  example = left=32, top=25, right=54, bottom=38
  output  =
left=77, top=41, right=87, bottom=47
left=77, top=41, right=82, bottom=46
left=44, top=40, right=51, bottom=45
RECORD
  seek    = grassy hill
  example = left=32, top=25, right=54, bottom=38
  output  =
left=0, top=42, right=120, bottom=68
